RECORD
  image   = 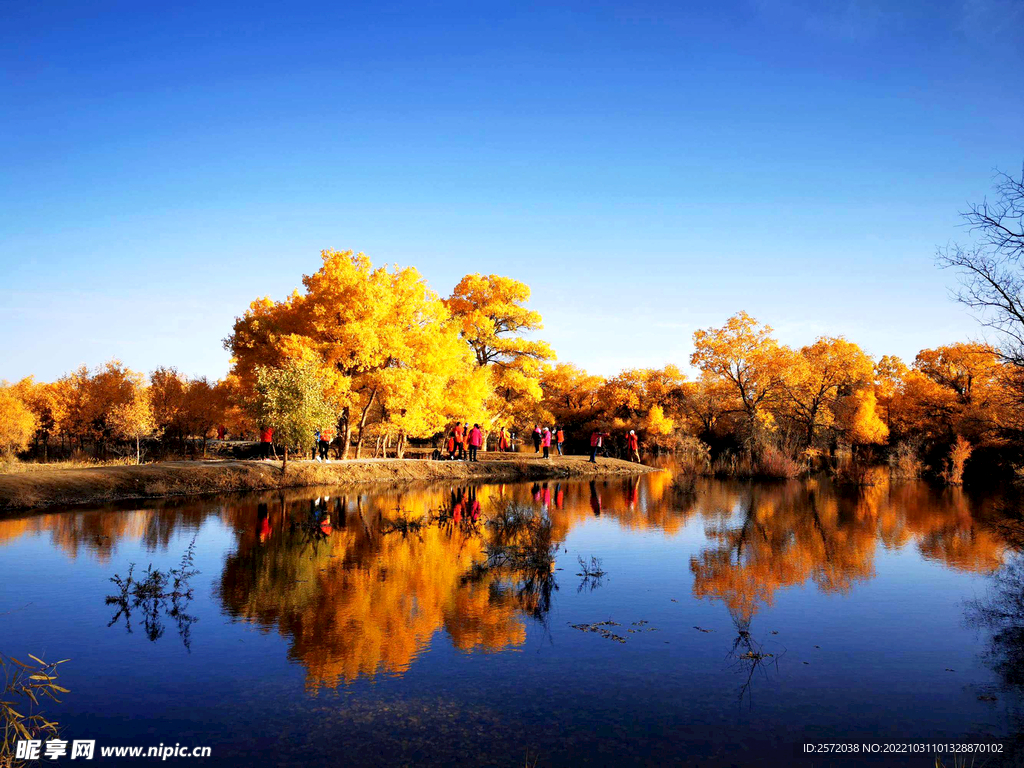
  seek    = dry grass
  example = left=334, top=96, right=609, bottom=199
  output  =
left=889, top=440, right=924, bottom=480
left=0, top=455, right=658, bottom=511
left=0, top=457, right=137, bottom=474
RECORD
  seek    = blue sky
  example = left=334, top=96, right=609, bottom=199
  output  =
left=1, top=0, right=1022, bottom=382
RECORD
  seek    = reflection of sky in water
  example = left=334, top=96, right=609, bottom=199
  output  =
left=0, top=472, right=1019, bottom=766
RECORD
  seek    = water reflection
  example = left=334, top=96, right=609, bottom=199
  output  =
left=0, top=473, right=1016, bottom=692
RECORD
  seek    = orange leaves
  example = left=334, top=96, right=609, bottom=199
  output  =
left=0, top=382, right=38, bottom=457
left=445, top=273, right=555, bottom=428
left=227, top=250, right=486, bottom=441
left=691, top=312, right=785, bottom=420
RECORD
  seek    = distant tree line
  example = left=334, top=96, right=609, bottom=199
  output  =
left=3, top=163, right=1023, bottom=482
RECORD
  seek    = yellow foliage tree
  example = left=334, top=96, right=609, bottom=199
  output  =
left=782, top=336, right=875, bottom=446
left=690, top=312, right=785, bottom=426
left=108, top=380, right=154, bottom=464
left=228, top=250, right=485, bottom=458
left=0, top=383, right=38, bottom=458
left=445, top=274, right=555, bottom=433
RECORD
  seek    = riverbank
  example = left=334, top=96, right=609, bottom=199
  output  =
left=0, top=455, right=658, bottom=511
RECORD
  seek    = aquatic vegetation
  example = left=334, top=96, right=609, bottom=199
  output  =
left=105, top=537, right=199, bottom=649
left=568, top=621, right=627, bottom=643
left=0, top=653, right=68, bottom=768
left=575, top=555, right=606, bottom=593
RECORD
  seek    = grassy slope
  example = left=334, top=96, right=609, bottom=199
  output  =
left=0, top=455, right=656, bottom=511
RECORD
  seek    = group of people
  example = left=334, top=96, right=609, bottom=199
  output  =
left=444, top=423, right=486, bottom=461
left=251, top=420, right=644, bottom=464
left=313, top=426, right=335, bottom=462
left=530, top=424, right=565, bottom=459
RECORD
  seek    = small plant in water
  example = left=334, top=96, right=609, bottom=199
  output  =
left=575, top=555, right=606, bottom=593
left=1, top=653, right=68, bottom=767
left=106, top=536, right=199, bottom=650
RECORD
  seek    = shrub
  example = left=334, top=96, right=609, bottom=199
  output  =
left=675, top=436, right=712, bottom=476
left=941, top=436, right=973, bottom=486
left=889, top=440, right=924, bottom=480
left=755, top=445, right=801, bottom=479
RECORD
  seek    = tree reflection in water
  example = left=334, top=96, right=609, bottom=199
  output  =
left=218, top=490, right=558, bottom=691
left=15, top=470, right=1013, bottom=694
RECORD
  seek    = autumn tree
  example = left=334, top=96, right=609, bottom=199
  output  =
left=108, top=381, right=155, bottom=464
left=598, top=366, right=684, bottom=448
left=228, top=250, right=484, bottom=459
left=445, top=274, right=555, bottom=433
left=539, top=363, right=605, bottom=433
left=0, top=383, right=38, bottom=459
left=782, top=336, right=875, bottom=446
left=147, top=368, right=230, bottom=455
left=254, top=359, right=340, bottom=473
left=680, top=373, right=738, bottom=441
left=690, top=312, right=785, bottom=428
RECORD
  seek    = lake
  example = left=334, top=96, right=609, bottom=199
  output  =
left=2, top=464, right=1023, bottom=766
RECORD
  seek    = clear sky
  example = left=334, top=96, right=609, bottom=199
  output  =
left=2, top=0, right=1022, bottom=383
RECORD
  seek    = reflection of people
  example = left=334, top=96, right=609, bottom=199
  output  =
left=452, top=488, right=465, bottom=523
left=627, top=430, right=640, bottom=462
left=624, top=479, right=638, bottom=510
left=555, top=483, right=564, bottom=509
left=589, top=480, right=602, bottom=516
left=257, top=503, right=272, bottom=542
left=589, top=430, right=609, bottom=463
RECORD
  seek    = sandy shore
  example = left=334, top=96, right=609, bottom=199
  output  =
left=0, top=454, right=658, bottom=511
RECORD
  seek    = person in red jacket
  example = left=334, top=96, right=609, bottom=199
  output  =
left=555, top=426, right=565, bottom=456
left=446, top=432, right=456, bottom=460
left=541, top=426, right=552, bottom=459
left=468, top=424, right=483, bottom=462
left=498, top=427, right=509, bottom=452
left=627, top=429, right=640, bottom=462
left=259, top=426, right=274, bottom=460
left=453, top=423, right=465, bottom=460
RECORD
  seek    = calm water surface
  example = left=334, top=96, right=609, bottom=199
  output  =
left=3, top=464, right=1024, bottom=766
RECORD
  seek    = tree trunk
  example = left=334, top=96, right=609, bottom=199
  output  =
left=355, top=389, right=377, bottom=459
left=340, top=412, right=352, bottom=460
left=397, top=432, right=406, bottom=459
left=136, top=435, right=141, bottom=465
left=282, top=446, right=288, bottom=474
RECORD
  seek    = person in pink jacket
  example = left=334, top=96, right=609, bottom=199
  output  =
left=468, top=423, right=483, bottom=462
left=541, top=426, right=552, bottom=459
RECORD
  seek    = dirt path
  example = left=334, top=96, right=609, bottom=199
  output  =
left=0, top=455, right=658, bottom=511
